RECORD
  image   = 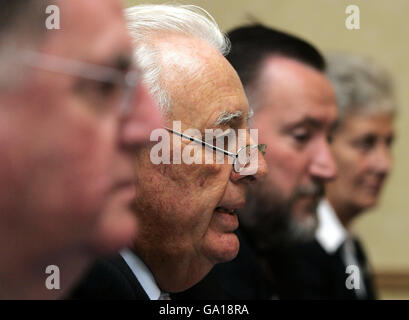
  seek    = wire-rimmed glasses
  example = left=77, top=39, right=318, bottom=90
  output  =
left=165, top=127, right=266, bottom=173
left=18, top=50, right=141, bottom=115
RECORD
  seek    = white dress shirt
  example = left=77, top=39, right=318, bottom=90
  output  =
left=120, top=248, right=169, bottom=300
left=316, top=199, right=347, bottom=254
left=315, top=199, right=367, bottom=298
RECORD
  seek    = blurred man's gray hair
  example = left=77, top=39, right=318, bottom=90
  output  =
left=125, top=4, right=230, bottom=115
left=325, top=52, right=396, bottom=123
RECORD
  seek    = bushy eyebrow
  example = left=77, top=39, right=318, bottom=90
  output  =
left=213, top=110, right=243, bottom=126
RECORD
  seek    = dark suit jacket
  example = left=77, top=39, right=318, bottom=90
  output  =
left=68, top=254, right=149, bottom=300
left=172, top=230, right=377, bottom=300
left=278, top=237, right=377, bottom=300
left=172, top=229, right=274, bottom=300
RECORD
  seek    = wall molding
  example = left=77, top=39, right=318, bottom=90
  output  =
left=375, top=271, right=409, bottom=289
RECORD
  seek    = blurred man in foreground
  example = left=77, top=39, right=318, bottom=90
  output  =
left=0, top=0, right=161, bottom=299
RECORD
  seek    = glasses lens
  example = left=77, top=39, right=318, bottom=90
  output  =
left=118, top=70, right=141, bottom=115
left=124, top=70, right=140, bottom=87
left=119, top=85, right=134, bottom=115
left=235, top=144, right=266, bottom=173
left=235, top=145, right=251, bottom=172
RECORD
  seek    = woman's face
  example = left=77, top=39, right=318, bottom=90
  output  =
left=326, top=113, right=394, bottom=212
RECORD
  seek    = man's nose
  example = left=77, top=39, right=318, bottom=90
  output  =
left=120, top=83, right=163, bottom=147
left=309, top=139, right=337, bottom=182
left=372, top=144, right=392, bottom=176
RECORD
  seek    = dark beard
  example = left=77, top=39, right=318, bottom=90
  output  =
left=238, top=180, right=323, bottom=255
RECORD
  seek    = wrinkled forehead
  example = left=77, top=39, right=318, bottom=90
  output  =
left=43, top=0, right=132, bottom=64
left=157, top=36, right=249, bottom=130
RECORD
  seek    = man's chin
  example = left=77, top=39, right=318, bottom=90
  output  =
left=206, top=232, right=240, bottom=264
left=288, top=197, right=320, bottom=242
left=91, top=209, right=138, bottom=255
left=288, top=211, right=318, bottom=242
left=221, top=234, right=240, bottom=262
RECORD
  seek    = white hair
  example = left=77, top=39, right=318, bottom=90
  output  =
left=125, top=4, right=230, bottom=115
left=325, top=52, right=396, bottom=121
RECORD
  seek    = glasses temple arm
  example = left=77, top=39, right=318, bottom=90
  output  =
left=20, top=50, right=124, bottom=83
left=164, top=127, right=237, bottom=158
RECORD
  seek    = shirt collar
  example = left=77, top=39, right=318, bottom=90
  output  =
left=315, top=199, right=348, bottom=254
left=119, top=248, right=161, bottom=300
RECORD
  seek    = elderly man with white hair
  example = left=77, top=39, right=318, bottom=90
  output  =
left=69, top=4, right=267, bottom=300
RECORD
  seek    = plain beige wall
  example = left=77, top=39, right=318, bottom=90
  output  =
left=126, top=0, right=409, bottom=274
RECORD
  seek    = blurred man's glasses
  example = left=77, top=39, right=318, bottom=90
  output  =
left=19, top=51, right=140, bottom=116
left=165, top=127, right=266, bottom=173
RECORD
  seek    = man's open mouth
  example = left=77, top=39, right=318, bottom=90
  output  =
left=215, top=207, right=237, bottom=215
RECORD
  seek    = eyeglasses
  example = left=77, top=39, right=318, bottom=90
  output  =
left=18, top=50, right=141, bottom=116
left=165, top=127, right=266, bottom=173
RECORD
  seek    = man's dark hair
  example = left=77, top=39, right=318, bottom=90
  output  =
left=226, top=24, right=325, bottom=89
